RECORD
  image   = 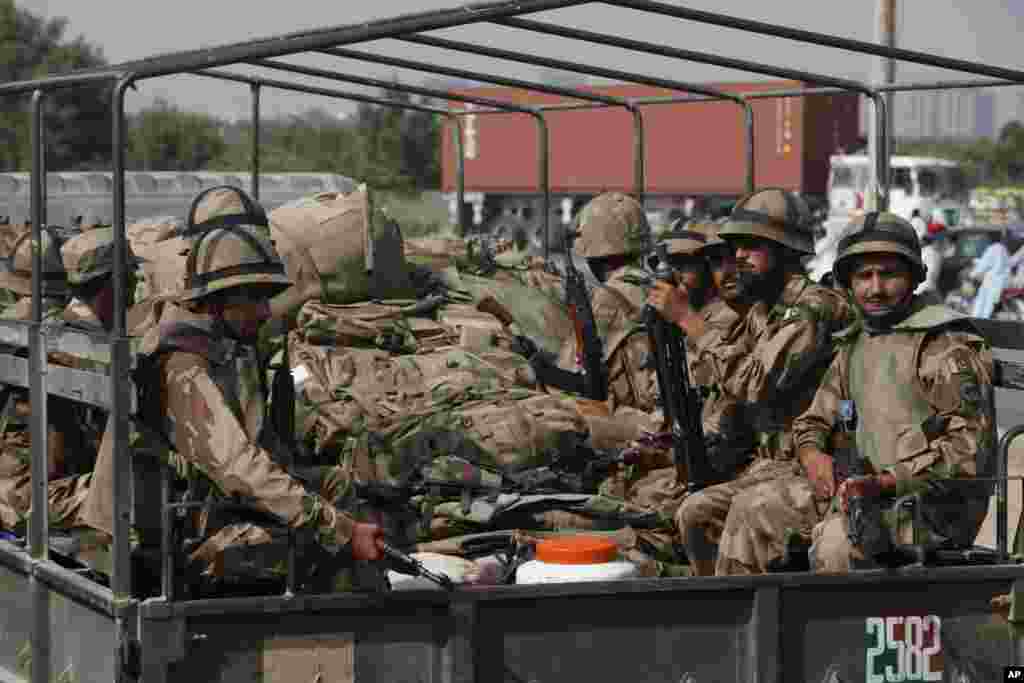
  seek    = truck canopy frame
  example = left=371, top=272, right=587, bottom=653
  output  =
left=1, top=2, right=1024, bottom=681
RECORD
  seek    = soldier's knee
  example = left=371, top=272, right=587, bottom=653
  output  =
left=674, top=493, right=706, bottom=531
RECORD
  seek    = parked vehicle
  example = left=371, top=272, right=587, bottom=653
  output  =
left=828, top=154, right=970, bottom=223
left=440, top=80, right=861, bottom=242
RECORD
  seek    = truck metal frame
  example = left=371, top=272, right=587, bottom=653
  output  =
left=1, top=2, right=1024, bottom=681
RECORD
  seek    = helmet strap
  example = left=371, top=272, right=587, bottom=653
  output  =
left=860, top=290, right=916, bottom=333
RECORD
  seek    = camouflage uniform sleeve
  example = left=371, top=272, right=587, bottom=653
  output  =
left=885, top=330, right=994, bottom=487
left=161, top=352, right=356, bottom=554
left=791, top=352, right=848, bottom=453
left=718, top=287, right=853, bottom=404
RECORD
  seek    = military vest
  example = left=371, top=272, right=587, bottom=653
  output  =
left=845, top=304, right=970, bottom=472
left=138, top=312, right=267, bottom=453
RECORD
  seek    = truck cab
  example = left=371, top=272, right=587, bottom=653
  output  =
left=828, top=154, right=969, bottom=224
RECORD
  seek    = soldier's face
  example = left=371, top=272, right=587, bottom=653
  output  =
left=707, top=247, right=739, bottom=302
left=850, top=254, right=914, bottom=314
left=732, top=237, right=779, bottom=300
left=218, top=297, right=272, bottom=342
left=666, top=255, right=704, bottom=291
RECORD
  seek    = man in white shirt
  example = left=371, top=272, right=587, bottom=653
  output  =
left=911, top=209, right=943, bottom=296
left=969, top=231, right=1011, bottom=318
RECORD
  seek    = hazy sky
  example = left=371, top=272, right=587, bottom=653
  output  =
left=17, top=0, right=1024, bottom=125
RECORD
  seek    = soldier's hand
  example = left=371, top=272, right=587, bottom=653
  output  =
left=350, top=522, right=386, bottom=562
left=800, top=448, right=836, bottom=500
left=647, top=280, right=692, bottom=325
left=837, top=473, right=896, bottom=513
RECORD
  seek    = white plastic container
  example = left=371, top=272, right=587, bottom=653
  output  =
left=515, top=536, right=639, bottom=585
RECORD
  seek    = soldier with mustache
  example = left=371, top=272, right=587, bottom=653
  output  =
left=650, top=188, right=855, bottom=576
left=793, top=213, right=993, bottom=572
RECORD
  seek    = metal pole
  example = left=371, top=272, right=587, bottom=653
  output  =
left=245, top=58, right=549, bottom=250
left=873, top=94, right=890, bottom=211
left=28, top=90, right=48, bottom=560
left=28, top=88, right=51, bottom=683
left=631, top=108, right=646, bottom=203
left=608, top=0, right=1024, bottom=83
left=319, top=46, right=646, bottom=201
left=99, top=0, right=593, bottom=80
left=743, top=103, right=755, bottom=193
left=196, top=70, right=467, bottom=235
left=996, top=424, right=1024, bottom=560
left=496, top=16, right=871, bottom=93
left=534, top=113, right=551, bottom=262
left=251, top=83, right=261, bottom=200
left=111, top=76, right=135, bottom=601
left=399, top=34, right=747, bottom=198
left=868, top=0, right=896, bottom=211
left=449, top=114, right=467, bottom=237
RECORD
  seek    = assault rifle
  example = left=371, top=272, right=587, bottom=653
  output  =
left=383, top=542, right=456, bottom=591
left=477, top=292, right=604, bottom=401
left=562, top=237, right=608, bottom=402
left=837, top=400, right=899, bottom=563
left=637, top=243, right=717, bottom=493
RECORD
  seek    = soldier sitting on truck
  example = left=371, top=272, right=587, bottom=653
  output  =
left=792, top=213, right=993, bottom=572
left=624, top=223, right=753, bottom=522
left=520, top=191, right=657, bottom=413
left=652, top=188, right=855, bottom=576
left=0, top=227, right=95, bottom=535
left=79, top=187, right=386, bottom=588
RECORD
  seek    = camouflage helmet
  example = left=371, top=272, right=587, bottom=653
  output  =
left=572, top=192, right=650, bottom=259
left=185, top=184, right=270, bottom=234
left=661, top=219, right=709, bottom=257
left=719, top=187, right=814, bottom=254
left=833, top=211, right=926, bottom=287
left=61, top=227, right=143, bottom=286
left=0, top=227, right=68, bottom=298
left=179, top=186, right=292, bottom=302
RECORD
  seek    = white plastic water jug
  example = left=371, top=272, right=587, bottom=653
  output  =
left=515, top=536, right=639, bottom=585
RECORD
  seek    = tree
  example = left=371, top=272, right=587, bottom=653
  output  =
left=0, top=1, right=109, bottom=171
left=127, top=99, right=226, bottom=170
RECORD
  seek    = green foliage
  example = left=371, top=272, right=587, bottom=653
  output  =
left=0, top=0, right=109, bottom=171
left=896, top=121, right=1024, bottom=185
left=207, top=86, right=441, bottom=194
left=127, top=98, right=226, bottom=170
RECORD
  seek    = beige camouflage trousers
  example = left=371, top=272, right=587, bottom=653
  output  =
left=0, top=448, right=92, bottom=531
left=715, top=467, right=821, bottom=576
left=675, top=458, right=821, bottom=576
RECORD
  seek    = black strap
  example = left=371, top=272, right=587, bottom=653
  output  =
left=184, top=222, right=284, bottom=292
left=185, top=185, right=268, bottom=233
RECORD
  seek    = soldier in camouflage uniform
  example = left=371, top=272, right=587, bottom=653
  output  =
left=524, top=192, right=655, bottom=413
left=0, top=227, right=94, bottom=532
left=80, top=187, right=385, bottom=578
left=656, top=188, right=855, bottom=576
left=60, top=226, right=144, bottom=333
left=792, top=212, right=993, bottom=572
left=636, top=222, right=755, bottom=491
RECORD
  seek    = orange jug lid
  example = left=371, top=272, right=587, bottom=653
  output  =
left=535, top=536, right=618, bottom=565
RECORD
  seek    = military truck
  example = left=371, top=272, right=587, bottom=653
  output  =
left=2, top=2, right=1024, bottom=682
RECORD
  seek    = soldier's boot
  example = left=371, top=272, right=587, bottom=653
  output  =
left=690, top=559, right=714, bottom=577
left=684, top=525, right=718, bottom=577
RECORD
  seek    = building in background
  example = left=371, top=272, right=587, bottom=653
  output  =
left=885, top=89, right=996, bottom=140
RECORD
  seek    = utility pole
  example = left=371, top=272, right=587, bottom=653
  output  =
left=867, top=0, right=896, bottom=209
